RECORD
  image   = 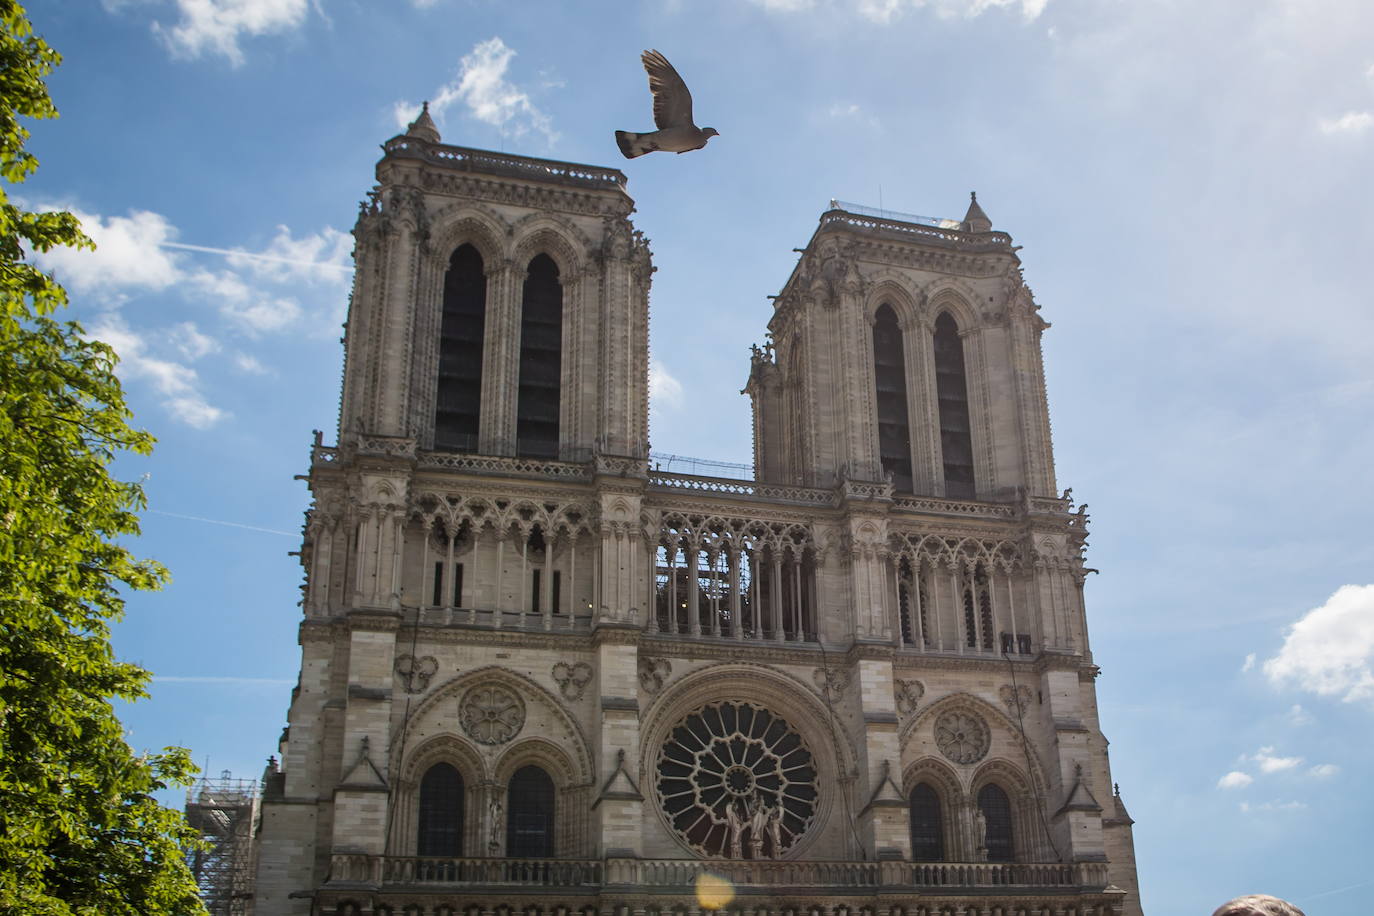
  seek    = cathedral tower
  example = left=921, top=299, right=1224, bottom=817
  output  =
left=252, top=116, right=1141, bottom=916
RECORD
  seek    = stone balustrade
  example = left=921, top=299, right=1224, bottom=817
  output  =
left=329, top=855, right=1106, bottom=892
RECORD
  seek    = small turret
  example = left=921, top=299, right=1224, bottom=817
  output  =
left=405, top=101, right=441, bottom=144
left=961, top=191, right=992, bottom=233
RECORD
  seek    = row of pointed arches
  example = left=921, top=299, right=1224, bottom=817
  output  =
left=436, top=245, right=562, bottom=458
left=872, top=305, right=975, bottom=498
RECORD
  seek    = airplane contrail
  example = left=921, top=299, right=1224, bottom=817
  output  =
left=159, top=240, right=352, bottom=272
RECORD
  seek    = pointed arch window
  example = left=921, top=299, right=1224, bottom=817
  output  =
left=909, top=782, right=944, bottom=861
left=506, top=765, right=555, bottom=858
left=933, top=312, right=975, bottom=498
left=872, top=304, right=913, bottom=491
left=417, top=763, right=464, bottom=856
left=977, top=783, right=1014, bottom=862
left=435, top=244, right=486, bottom=452
left=517, top=254, right=562, bottom=459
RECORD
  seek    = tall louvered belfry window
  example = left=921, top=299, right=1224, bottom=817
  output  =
left=933, top=312, right=975, bottom=498
left=909, top=782, right=944, bottom=861
left=516, top=254, right=562, bottom=459
left=506, top=765, right=555, bottom=858
left=435, top=244, right=486, bottom=452
left=978, top=783, right=1014, bottom=862
left=417, top=763, right=464, bottom=856
left=872, top=304, right=913, bottom=491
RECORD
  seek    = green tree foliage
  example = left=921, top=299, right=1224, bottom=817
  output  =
left=0, top=3, right=206, bottom=912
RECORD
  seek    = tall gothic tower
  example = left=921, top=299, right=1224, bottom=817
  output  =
left=252, top=112, right=1142, bottom=916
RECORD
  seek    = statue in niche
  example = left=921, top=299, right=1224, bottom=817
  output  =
left=488, top=795, right=504, bottom=856
left=973, top=805, right=989, bottom=861
left=725, top=798, right=745, bottom=859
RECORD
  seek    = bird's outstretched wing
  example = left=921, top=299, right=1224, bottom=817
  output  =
left=641, top=49, right=694, bottom=130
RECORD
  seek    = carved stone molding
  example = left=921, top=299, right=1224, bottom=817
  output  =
left=459, top=684, right=526, bottom=745
left=812, top=666, right=849, bottom=703
left=934, top=709, right=990, bottom=765
left=638, top=656, right=672, bottom=694
left=394, top=654, right=439, bottom=694
left=999, top=684, right=1032, bottom=717
left=895, top=679, right=925, bottom=717
left=552, top=661, right=593, bottom=701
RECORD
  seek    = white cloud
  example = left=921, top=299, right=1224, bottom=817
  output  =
left=169, top=321, right=219, bottom=360
left=1309, top=763, right=1340, bottom=779
left=32, top=208, right=181, bottom=295
left=224, top=225, right=352, bottom=285
left=217, top=294, right=303, bottom=335
left=1263, top=584, right=1374, bottom=703
left=1218, top=771, right=1253, bottom=790
left=1251, top=746, right=1304, bottom=774
left=398, top=37, right=557, bottom=143
left=650, top=358, right=685, bottom=410
left=1318, top=110, right=1373, bottom=134
left=751, top=0, right=1049, bottom=23
left=1239, top=800, right=1307, bottom=814
left=1287, top=704, right=1314, bottom=726
left=1241, top=652, right=1256, bottom=672
left=88, top=314, right=225, bottom=429
left=233, top=352, right=271, bottom=375
left=151, top=0, right=311, bottom=66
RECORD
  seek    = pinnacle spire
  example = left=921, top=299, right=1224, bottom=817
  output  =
left=961, top=191, right=991, bottom=233
left=405, top=101, right=441, bottom=144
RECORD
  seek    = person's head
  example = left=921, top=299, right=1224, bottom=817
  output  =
left=1212, top=895, right=1306, bottom=916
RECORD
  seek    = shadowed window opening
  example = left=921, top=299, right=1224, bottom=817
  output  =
left=435, top=244, right=486, bottom=452
left=872, top=304, right=913, bottom=491
left=506, top=765, right=555, bottom=857
left=933, top=312, right=974, bottom=498
left=517, top=254, right=562, bottom=459
left=978, top=783, right=1014, bottom=862
left=909, top=782, right=944, bottom=861
left=417, top=763, right=464, bottom=856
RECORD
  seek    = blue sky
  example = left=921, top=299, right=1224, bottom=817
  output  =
left=21, top=1, right=1374, bottom=912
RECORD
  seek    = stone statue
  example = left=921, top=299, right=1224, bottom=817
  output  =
left=488, top=795, right=504, bottom=856
left=725, top=799, right=745, bottom=859
left=746, top=796, right=767, bottom=858
left=973, top=806, right=989, bottom=861
left=765, top=802, right=784, bottom=858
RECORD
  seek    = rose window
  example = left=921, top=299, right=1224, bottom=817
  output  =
left=934, top=709, right=990, bottom=765
left=459, top=684, right=526, bottom=745
left=656, top=701, right=818, bottom=858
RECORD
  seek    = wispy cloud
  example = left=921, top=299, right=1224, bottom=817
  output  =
left=1241, top=652, right=1256, bottom=673
left=1263, top=584, right=1374, bottom=704
left=394, top=37, right=557, bottom=143
left=87, top=313, right=226, bottom=429
left=1318, top=111, right=1373, bottom=134
left=1252, top=746, right=1304, bottom=774
left=30, top=205, right=350, bottom=427
left=650, top=358, right=685, bottom=410
left=149, top=0, right=312, bottom=66
left=1218, top=771, right=1253, bottom=790
left=1239, top=800, right=1307, bottom=813
left=1309, top=763, right=1340, bottom=779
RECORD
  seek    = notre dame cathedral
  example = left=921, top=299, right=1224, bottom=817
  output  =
left=249, top=106, right=1143, bottom=916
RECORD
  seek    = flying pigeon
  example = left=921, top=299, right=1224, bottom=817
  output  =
left=615, top=50, right=719, bottom=159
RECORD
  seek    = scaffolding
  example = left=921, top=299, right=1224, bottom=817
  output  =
left=185, top=770, right=259, bottom=915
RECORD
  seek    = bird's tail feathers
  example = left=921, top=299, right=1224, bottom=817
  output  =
left=615, top=130, right=645, bottom=159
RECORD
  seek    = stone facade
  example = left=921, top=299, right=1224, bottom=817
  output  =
left=251, top=112, right=1143, bottom=916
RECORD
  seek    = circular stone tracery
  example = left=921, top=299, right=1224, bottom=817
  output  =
left=934, top=709, right=990, bottom=765
left=656, top=701, right=818, bottom=858
left=459, top=684, right=526, bottom=745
